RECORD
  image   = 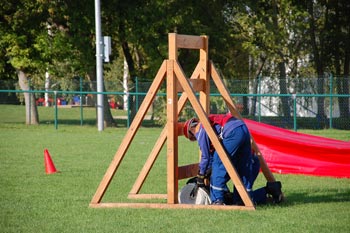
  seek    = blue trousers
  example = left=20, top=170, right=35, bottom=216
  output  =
left=210, top=124, right=266, bottom=204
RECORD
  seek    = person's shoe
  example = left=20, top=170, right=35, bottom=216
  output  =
left=266, top=181, right=283, bottom=204
left=212, top=200, right=225, bottom=205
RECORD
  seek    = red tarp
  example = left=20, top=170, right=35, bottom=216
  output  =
left=244, top=119, right=350, bottom=178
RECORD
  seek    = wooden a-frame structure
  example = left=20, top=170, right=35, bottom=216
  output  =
left=90, top=33, right=276, bottom=210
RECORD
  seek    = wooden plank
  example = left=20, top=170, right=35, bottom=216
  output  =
left=128, top=194, right=167, bottom=199
left=210, top=62, right=276, bottom=183
left=166, top=60, right=178, bottom=204
left=90, top=202, right=255, bottom=211
left=199, top=35, right=209, bottom=113
left=168, top=33, right=177, bottom=60
left=209, top=62, right=241, bottom=119
left=175, top=34, right=205, bottom=50
left=176, top=79, right=205, bottom=92
left=90, top=61, right=167, bottom=204
left=199, top=36, right=209, bottom=163
left=174, top=61, right=255, bottom=208
left=178, top=163, right=199, bottom=180
left=128, top=128, right=167, bottom=195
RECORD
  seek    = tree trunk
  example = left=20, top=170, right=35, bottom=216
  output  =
left=271, top=0, right=290, bottom=120
left=17, top=70, right=39, bottom=125
left=340, top=51, right=350, bottom=118
left=121, top=41, right=137, bottom=122
left=337, top=4, right=350, bottom=118
left=308, top=1, right=326, bottom=125
left=118, top=20, right=138, bottom=123
left=102, top=82, right=116, bottom=127
left=250, top=57, right=266, bottom=116
left=278, top=62, right=291, bottom=120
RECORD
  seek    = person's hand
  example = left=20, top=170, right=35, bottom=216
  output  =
left=204, top=168, right=212, bottom=178
left=196, top=174, right=205, bottom=187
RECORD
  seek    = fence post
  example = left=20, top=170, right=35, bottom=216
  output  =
left=80, top=77, right=84, bottom=126
left=329, top=73, right=333, bottom=129
left=54, top=91, right=58, bottom=130
left=127, top=94, right=130, bottom=128
left=292, top=94, right=297, bottom=131
left=28, top=78, right=31, bottom=125
left=258, top=75, right=261, bottom=122
left=135, top=76, right=139, bottom=112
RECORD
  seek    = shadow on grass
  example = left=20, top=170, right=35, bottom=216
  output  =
left=281, top=188, right=350, bottom=207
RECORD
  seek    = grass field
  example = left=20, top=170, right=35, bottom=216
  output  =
left=1, top=105, right=350, bottom=233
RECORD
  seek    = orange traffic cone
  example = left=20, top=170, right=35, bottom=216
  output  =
left=44, top=149, right=58, bottom=174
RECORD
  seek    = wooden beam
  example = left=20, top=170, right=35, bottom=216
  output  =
left=166, top=60, right=178, bottom=204
left=174, top=34, right=206, bottom=50
left=168, top=33, right=178, bottom=60
left=90, top=202, right=255, bottom=211
left=176, top=79, right=205, bottom=92
left=128, top=128, right=167, bottom=196
left=174, top=61, right=255, bottom=208
left=199, top=35, right=209, bottom=113
left=128, top=63, right=202, bottom=198
left=178, top=163, right=199, bottom=180
left=210, top=62, right=276, bottom=183
left=128, top=194, right=167, bottom=199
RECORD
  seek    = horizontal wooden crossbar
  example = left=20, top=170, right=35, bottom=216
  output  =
left=90, top=203, right=255, bottom=210
left=175, top=34, right=206, bottom=50
left=128, top=194, right=167, bottom=199
left=178, top=163, right=199, bottom=180
left=176, top=79, right=205, bottom=92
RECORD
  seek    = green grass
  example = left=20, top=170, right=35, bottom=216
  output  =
left=298, top=129, right=350, bottom=141
left=1, top=105, right=350, bottom=233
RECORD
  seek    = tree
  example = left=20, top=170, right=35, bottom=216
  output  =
left=324, top=0, right=349, bottom=118
left=225, top=0, right=311, bottom=119
left=1, top=0, right=116, bottom=127
left=0, top=0, right=52, bottom=124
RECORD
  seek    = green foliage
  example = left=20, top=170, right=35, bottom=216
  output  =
left=1, top=1, right=349, bottom=123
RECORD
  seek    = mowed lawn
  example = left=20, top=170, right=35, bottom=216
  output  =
left=1, top=105, right=349, bottom=233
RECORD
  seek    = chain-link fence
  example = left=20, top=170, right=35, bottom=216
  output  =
left=1, top=76, right=349, bottom=130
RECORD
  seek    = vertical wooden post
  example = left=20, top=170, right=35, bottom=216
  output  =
left=167, top=34, right=178, bottom=203
left=199, top=35, right=210, bottom=113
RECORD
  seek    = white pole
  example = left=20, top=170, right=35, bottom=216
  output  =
left=123, top=57, right=129, bottom=111
left=46, top=22, right=52, bottom=108
left=45, top=70, right=50, bottom=107
left=95, top=0, right=104, bottom=131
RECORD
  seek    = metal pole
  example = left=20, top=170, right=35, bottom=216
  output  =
left=127, top=96, right=130, bottom=128
left=80, top=77, right=84, bottom=126
left=329, top=73, right=333, bottom=129
left=258, top=75, right=261, bottom=122
left=135, top=76, right=139, bottom=112
left=95, top=0, right=104, bottom=131
left=28, top=78, right=31, bottom=125
left=54, top=91, right=58, bottom=130
left=292, top=94, right=297, bottom=131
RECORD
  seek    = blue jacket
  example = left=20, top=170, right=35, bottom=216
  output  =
left=195, top=117, right=244, bottom=175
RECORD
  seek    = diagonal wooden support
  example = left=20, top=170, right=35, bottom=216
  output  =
left=90, top=61, right=167, bottom=204
left=174, top=60, right=254, bottom=207
left=128, top=63, right=202, bottom=198
left=210, top=62, right=276, bottom=183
